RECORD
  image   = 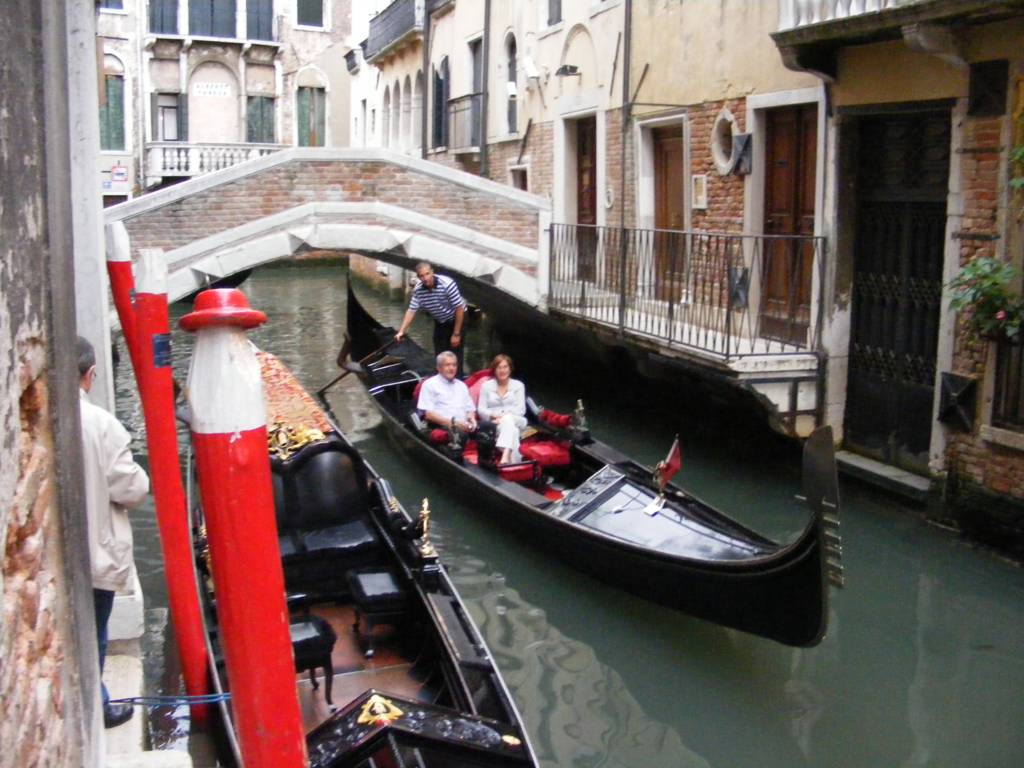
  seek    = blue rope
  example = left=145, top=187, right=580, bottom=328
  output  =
left=109, top=693, right=232, bottom=707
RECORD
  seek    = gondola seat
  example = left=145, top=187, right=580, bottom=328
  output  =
left=347, top=569, right=409, bottom=658
left=519, top=440, right=571, bottom=468
left=289, top=614, right=337, bottom=706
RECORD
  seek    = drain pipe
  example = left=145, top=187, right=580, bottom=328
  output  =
left=421, top=2, right=431, bottom=159
left=480, top=0, right=492, bottom=178
left=616, top=0, right=633, bottom=334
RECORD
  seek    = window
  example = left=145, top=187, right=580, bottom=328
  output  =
left=149, top=0, right=178, bottom=33
left=968, top=60, right=1009, bottom=117
left=548, top=0, right=562, bottom=25
left=297, top=0, right=324, bottom=28
left=99, top=63, right=125, bottom=151
left=190, top=0, right=236, bottom=38
left=993, top=342, right=1024, bottom=429
left=510, top=167, right=528, bottom=191
left=296, top=87, right=325, bottom=146
left=432, top=57, right=449, bottom=148
left=151, top=93, right=187, bottom=141
left=506, top=35, right=517, bottom=135
left=99, top=0, right=124, bottom=9
left=247, top=0, right=273, bottom=40
left=247, top=96, right=275, bottom=143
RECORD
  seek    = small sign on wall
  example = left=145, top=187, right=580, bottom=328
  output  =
left=110, top=165, right=128, bottom=182
left=192, top=82, right=232, bottom=98
left=691, top=174, right=708, bottom=210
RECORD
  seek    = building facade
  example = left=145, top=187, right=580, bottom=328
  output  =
left=95, top=0, right=353, bottom=204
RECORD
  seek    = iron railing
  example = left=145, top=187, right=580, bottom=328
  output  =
left=146, top=141, right=284, bottom=178
left=549, top=223, right=826, bottom=359
left=993, top=339, right=1024, bottom=429
left=448, top=93, right=482, bottom=151
left=364, top=0, right=425, bottom=63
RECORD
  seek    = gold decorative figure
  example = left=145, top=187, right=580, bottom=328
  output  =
left=572, top=399, right=588, bottom=431
left=357, top=694, right=404, bottom=725
left=419, top=498, right=436, bottom=557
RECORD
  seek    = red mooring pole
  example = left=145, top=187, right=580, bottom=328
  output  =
left=180, top=289, right=307, bottom=768
left=134, top=250, right=210, bottom=716
left=105, top=223, right=143, bottom=371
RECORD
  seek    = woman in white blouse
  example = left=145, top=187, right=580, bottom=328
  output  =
left=477, top=354, right=527, bottom=464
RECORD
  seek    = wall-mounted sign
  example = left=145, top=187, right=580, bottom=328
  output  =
left=691, top=174, right=708, bottom=210
left=110, top=165, right=128, bottom=182
left=192, top=82, right=232, bottom=98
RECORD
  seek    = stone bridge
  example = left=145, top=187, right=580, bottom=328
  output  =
left=103, top=148, right=551, bottom=306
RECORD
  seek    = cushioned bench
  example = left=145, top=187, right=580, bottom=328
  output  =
left=272, top=439, right=382, bottom=597
left=347, top=569, right=409, bottom=658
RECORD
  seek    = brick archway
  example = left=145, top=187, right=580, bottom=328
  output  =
left=105, top=148, right=551, bottom=305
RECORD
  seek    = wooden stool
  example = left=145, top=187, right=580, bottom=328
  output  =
left=289, top=614, right=336, bottom=705
left=347, top=570, right=408, bottom=658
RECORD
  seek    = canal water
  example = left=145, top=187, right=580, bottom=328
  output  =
left=116, top=262, right=1024, bottom=767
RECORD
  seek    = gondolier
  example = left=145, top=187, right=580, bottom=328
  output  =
left=395, top=261, right=468, bottom=377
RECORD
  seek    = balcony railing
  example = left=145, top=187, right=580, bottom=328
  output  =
left=549, top=224, right=826, bottom=360
left=777, top=0, right=924, bottom=31
left=448, top=93, right=482, bottom=152
left=147, top=141, right=285, bottom=179
left=364, top=0, right=425, bottom=63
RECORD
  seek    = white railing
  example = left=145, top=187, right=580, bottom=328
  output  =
left=146, top=142, right=285, bottom=178
left=778, top=0, right=924, bottom=31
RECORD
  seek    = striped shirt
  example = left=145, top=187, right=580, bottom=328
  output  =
left=408, top=274, right=466, bottom=323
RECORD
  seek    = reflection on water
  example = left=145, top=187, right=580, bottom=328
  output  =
left=114, top=263, right=1024, bottom=767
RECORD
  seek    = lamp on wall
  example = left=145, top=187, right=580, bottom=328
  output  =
left=555, top=64, right=579, bottom=77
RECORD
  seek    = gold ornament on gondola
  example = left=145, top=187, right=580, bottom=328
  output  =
left=267, top=421, right=327, bottom=461
left=357, top=694, right=404, bottom=725
left=419, top=498, right=436, bottom=557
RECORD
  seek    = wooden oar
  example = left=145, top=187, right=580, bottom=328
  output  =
left=316, top=338, right=398, bottom=397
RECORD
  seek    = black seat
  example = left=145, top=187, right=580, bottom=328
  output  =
left=347, top=570, right=409, bottom=658
left=289, top=614, right=337, bottom=706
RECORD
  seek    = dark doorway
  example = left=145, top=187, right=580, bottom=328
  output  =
left=576, top=115, right=597, bottom=281
left=761, top=104, right=817, bottom=344
left=844, top=109, right=950, bottom=473
left=653, top=124, right=685, bottom=301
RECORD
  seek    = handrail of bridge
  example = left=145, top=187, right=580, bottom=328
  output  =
left=548, top=223, right=826, bottom=361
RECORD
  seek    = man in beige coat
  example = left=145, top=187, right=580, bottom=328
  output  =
left=78, top=337, right=150, bottom=729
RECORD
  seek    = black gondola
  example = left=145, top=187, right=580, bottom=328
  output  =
left=343, top=282, right=844, bottom=648
left=192, top=349, right=538, bottom=767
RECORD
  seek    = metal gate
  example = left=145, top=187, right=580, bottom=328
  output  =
left=844, top=110, right=950, bottom=473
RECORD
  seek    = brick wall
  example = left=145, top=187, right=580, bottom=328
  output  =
left=485, top=121, right=555, bottom=203
left=688, top=99, right=747, bottom=233
left=944, top=114, right=1024, bottom=557
left=122, top=158, right=543, bottom=255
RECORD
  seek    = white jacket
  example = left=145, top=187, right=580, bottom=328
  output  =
left=80, top=389, right=150, bottom=591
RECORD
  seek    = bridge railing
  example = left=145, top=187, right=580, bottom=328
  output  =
left=147, top=142, right=286, bottom=179
left=549, top=223, right=826, bottom=360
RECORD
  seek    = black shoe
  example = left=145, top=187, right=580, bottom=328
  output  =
left=103, top=702, right=133, bottom=729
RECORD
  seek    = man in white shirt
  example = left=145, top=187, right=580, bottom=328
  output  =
left=417, top=351, right=477, bottom=434
left=78, top=337, right=150, bottom=729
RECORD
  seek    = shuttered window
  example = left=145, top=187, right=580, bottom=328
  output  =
left=190, top=0, right=236, bottom=38
left=247, top=97, right=276, bottom=143
left=297, top=0, right=324, bottom=27
left=149, top=0, right=178, bottom=34
left=247, top=0, right=273, bottom=40
left=548, top=0, right=562, bottom=25
left=296, top=87, right=325, bottom=147
left=432, top=58, right=449, bottom=148
left=99, top=75, right=125, bottom=151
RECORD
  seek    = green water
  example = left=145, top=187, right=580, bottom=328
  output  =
left=117, top=263, right=1024, bottom=767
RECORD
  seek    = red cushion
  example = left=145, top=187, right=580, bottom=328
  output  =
left=539, top=409, right=572, bottom=429
left=542, top=487, right=564, bottom=502
left=519, top=440, right=571, bottom=467
left=462, top=441, right=479, bottom=465
left=465, top=370, right=493, bottom=407
left=413, top=378, right=425, bottom=404
left=428, top=429, right=448, bottom=444
left=498, top=461, right=540, bottom=483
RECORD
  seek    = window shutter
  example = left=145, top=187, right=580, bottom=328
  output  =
left=297, top=88, right=310, bottom=146
left=150, top=92, right=159, bottom=140
left=177, top=93, right=188, bottom=142
left=213, top=0, right=236, bottom=38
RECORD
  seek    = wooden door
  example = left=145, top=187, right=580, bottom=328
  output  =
left=844, top=110, right=949, bottom=473
left=653, top=125, right=685, bottom=300
left=576, top=116, right=597, bottom=281
left=761, top=105, right=817, bottom=343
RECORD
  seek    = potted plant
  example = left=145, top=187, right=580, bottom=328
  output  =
left=949, top=256, right=1024, bottom=343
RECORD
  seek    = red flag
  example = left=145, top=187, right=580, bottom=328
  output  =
left=656, top=436, right=682, bottom=490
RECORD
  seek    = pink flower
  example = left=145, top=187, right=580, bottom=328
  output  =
left=997, top=310, right=1007, bottom=321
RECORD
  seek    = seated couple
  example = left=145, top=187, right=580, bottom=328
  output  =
left=417, top=352, right=526, bottom=465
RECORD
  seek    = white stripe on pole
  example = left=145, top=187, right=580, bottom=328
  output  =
left=187, top=326, right=266, bottom=435
left=105, top=220, right=132, bottom=263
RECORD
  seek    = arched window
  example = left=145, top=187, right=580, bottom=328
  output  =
left=413, top=72, right=424, bottom=152
left=99, top=55, right=126, bottom=151
left=382, top=86, right=391, bottom=148
left=506, top=35, right=517, bottom=135
left=402, top=74, right=412, bottom=151
left=391, top=80, right=402, bottom=149
left=432, top=57, right=449, bottom=148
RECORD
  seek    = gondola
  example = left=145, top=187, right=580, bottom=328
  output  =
left=344, top=282, right=844, bottom=648
left=190, top=349, right=538, bottom=767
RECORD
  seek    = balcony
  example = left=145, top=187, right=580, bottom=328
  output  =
left=364, top=0, right=425, bottom=64
left=773, top=0, right=1020, bottom=79
left=447, top=93, right=482, bottom=153
left=549, top=224, right=825, bottom=360
left=146, top=142, right=285, bottom=182
left=345, top=47, right=362, bottom=74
